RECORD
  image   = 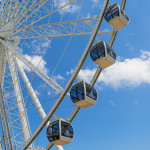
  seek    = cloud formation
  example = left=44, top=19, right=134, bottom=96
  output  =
left=18, top=55, right=49, bottom=75
left=54, top=0, right=80, bottom=14
left=78, top=50, right=150, bottom=89
left=92, top=0, right=101, bottom=8
left=52, top=74, right=65, bottom=82
left=30, top=38, right=51, bottom=54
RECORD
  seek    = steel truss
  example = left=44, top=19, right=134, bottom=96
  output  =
left=1, top=17, right=112, bottom=40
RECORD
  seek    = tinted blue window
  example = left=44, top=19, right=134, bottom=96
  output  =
left=121, top=10, right=129, bottom=21
left=104, top=4, right=119, bottom=22
left=61, top=121, right=74, bottom=138
left=47, top=121, right=59, bottom=142
left=106, top=44, right=116, bottom=60
left=85, top=83, right=97, bottom=100
left=70, top=82, right=85, bottom=103
left=90, top=43, right=105, bottom=61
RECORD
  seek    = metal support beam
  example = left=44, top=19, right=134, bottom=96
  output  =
left=15, top=59, right=48, bottom=126
left=0, top=45, right=7, bottom=88
left=2, top=17, right=112, bottom=40
left=90, top=67, right=102, bottom=86
left=0, top=44, right=13, bottom=150
left=0, top=86, right=13, bottom=150
left=6, top=49, right=31, bottom=143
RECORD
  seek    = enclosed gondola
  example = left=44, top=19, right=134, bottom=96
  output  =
left=47, top=118, right=74, bottom=145
left=70, top=81, right=97, bottom=108
left=90, top=41, right=116, bottom=69
left=104, top=3, right=129, bottom=31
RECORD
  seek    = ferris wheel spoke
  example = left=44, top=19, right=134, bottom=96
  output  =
left=14, top=0, right=77, bottom=29
left=1, top=0, right=12, bottom=15
left=3, top=17, right=112, bottom=39
left=6, top=49, right=31, bottom=143
left=13, top=0, right=48, bottom=29
left=15, top=58, right=48, bottom=126
left=1, top=0, right=76, bottom=31
left=2, top=0, right=20, bottom=26
left=0, top=39, right=70, bottom=96
left=0, top=0, right=17, bottom=23
left=0, top=87, right=13, bottom=150
left=1, top=0, right=40, bottom=29
left=0, top=0, right=26, bottom=25
left=0, top=46, right=7, bottom=88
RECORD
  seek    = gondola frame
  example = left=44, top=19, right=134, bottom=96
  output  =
left=90, top=41, right=116, bottom=69
left=70, top=81, right=98, bottom=108
left=104, top=3, right=129, bottom=31
left=47, top=118, right=74, bottom=145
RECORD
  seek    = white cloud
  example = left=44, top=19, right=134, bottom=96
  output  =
left=92, top=0, right=101, bottom=8
left=126, top=42, right=134, bottom=50
left=24, top=42, right=30, bottom=48
left=48, top=91, right=51, bottom=96
left=30, top=38, right=51, bottom=54
left=85, top=13, right=91, bottom=19
left=109, top=100, right=117, bottom=106
left=53, top=74, right=65, bottom=81
left=16, top=47, right=23, bottom=53
left=78, top=50, right=150, bottom=89
left=66, top=68, right=74, bottom=75
left=54, top=0, right=80, bottom=14
left=18, top=55, right=49, bottom=75
left=41, top=38, right=51, bottom=48
left=133, top=100, right=139, bottom=104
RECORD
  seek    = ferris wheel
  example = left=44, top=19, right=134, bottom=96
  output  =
left=0, top=0, right=129, bottom=150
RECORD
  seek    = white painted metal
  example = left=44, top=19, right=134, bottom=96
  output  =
left=0, top=0, right=77, bottom=31
left=2, top=18, right=112, bottom=40
left=0, top=45, right=7, bottom=87
left=55, top=145, right=64, bottom=150
left=0, top=44, right=13, bottom=150
left=0, top=86, right=13, bottom=150
left=90, top=67, right=102, bottom=86
left=15, top=59, right=48, bottom=125
left=6, top=49, right=31, bottom=143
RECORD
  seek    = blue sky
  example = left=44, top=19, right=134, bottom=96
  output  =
left=13, top=0, right=150, bottom=149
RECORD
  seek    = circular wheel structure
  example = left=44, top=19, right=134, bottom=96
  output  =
left=0, top=0, right=127, bottom=150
